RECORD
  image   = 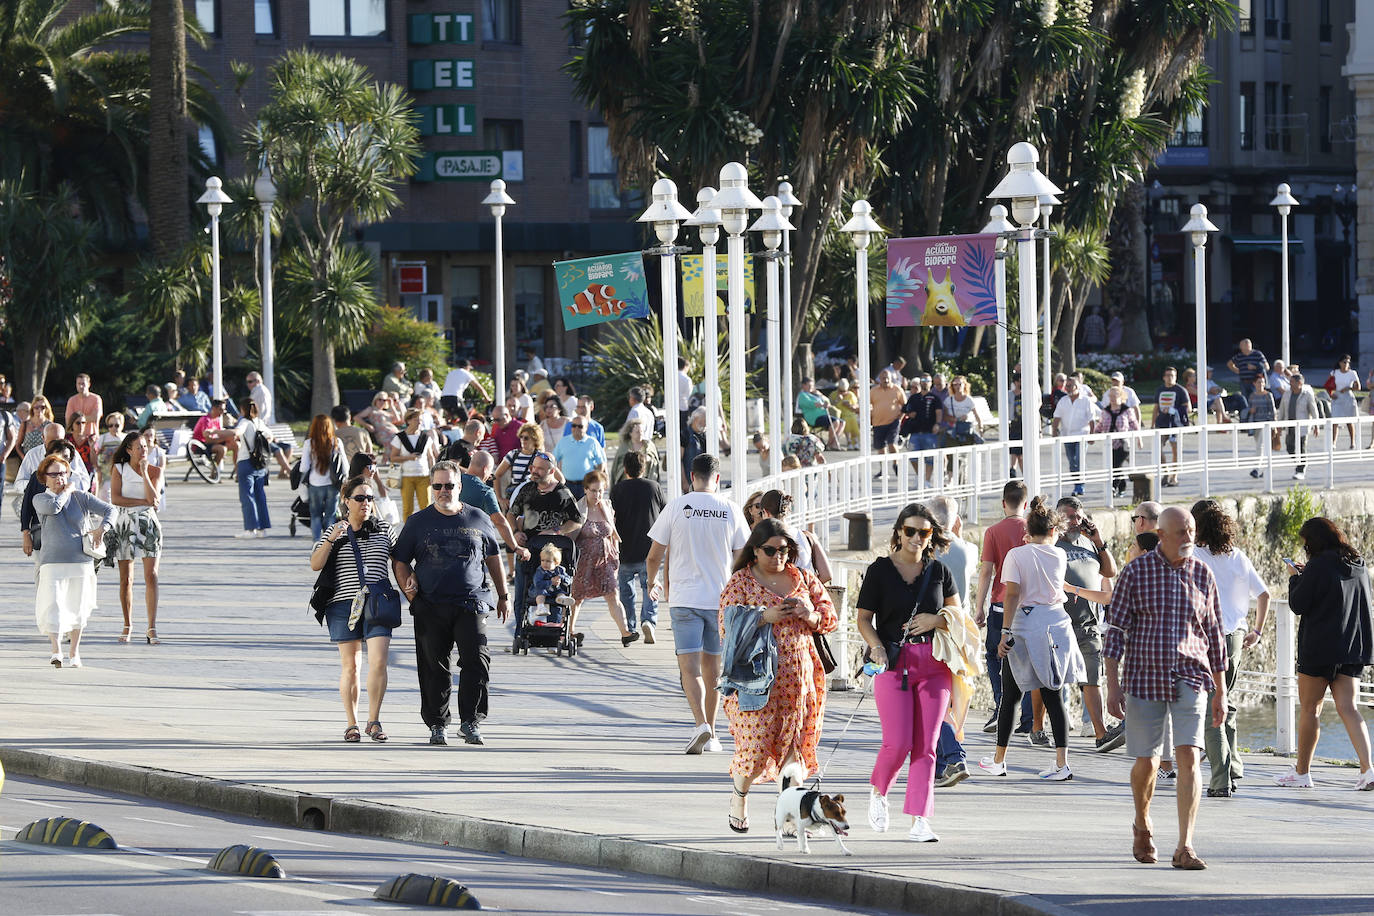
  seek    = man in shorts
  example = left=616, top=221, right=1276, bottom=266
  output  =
left=645, top=454, right=750, bottom=754
left=1105, top=506, right=1227, bottom=870
left=870, top=370, right=906, bottom=454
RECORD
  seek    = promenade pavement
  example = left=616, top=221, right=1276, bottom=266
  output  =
left=2, top=478, right=1373, bottom=915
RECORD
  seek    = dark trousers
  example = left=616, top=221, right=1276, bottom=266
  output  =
left=412, top=596, right=491, bottom=728
left=985, top=606, right=1032, bottom=728
left=1111, top=446, right=1131, bottom=488
left=935, top=721, right=966, bottom=771
left=996, top=659, right=1068, bottom=748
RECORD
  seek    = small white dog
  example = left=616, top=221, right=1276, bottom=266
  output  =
left=774, top=761, right=852, bottom=855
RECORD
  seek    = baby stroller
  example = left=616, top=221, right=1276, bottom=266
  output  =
left=288, top=495, right=312, bottom=537
left=512, top=534, right=578, bottom=657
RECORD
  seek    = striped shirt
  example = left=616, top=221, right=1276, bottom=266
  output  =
left=315, top=522, right=398, bottom=606
left=1103, top=548, right=1227, bottom=702
left=1230, top=349, right=1269, bottom=387
left=503, top=448, right=536, bottom=490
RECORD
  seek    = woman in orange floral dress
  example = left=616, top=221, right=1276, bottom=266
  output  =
left=718, top=518, right=838, bottom=832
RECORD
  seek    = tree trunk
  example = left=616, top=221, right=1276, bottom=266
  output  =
left=148, top=0, right=188, bottom=262
left=310, top=308, right=339, bottom=419
left=16, top=334, right=53, bottom=402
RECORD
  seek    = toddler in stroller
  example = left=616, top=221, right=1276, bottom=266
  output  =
left=512, top=535, right=580, bottom=656
left=530, top=543, right=573, bottom=623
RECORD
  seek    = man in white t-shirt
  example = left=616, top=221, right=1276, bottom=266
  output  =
left=244, top=371, right=292, bottom=474
left=1051, top=377, right=1098, bottom=497
left=676, top=357, right=693, bottom=434
left=626, top=386, right=655, bottom=436
left=646, top=453, right=750, bottom=755
left=442, top=359, right=491, bottom=407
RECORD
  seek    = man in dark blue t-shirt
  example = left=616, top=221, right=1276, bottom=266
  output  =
left=393, top=459, right=507, bottom=747
left=1226, top=338, right=1269, bottom=392
left=1152, top=366, right=1192, bottom=487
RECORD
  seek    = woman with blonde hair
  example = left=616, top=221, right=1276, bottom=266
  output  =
left=356, top=392, right=401, bottom=449
left=387, top=408, right=439, bottom=519
left=1095, top=385, right=1140, bottom=497
left=21, top=396, right=53, bottom=453
left=494, top=422, right=545, bottom=510
left=33, top=454, right=116, bottom=666
left=300, top=414, right=348, bottom=541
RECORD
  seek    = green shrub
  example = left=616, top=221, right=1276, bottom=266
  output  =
left=342, top=306, right=451, bottom=377
left=1269, top=485, right=1321, bottom=553
left=336, top=367, right=381, bottom=392
left=1074, top=366, right=1114, bottom=397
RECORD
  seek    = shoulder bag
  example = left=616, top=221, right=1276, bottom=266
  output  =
left=347, top=527, right=402, bottom=628
left=884, top=558, right=938, bottom=665
left=310, top=539, right=342, bottom=621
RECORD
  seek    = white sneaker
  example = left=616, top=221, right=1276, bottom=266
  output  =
left=67, top=655, right=82, bottom=669
left=703, top=736, right=724, bottom=753
left=1355, top=769, right=1374, bottom=791
left=234, top=531, right=256, bottom=539
left=1274, top=767, right=1313, bottom=788
left=1293, top=469, right=1306, bottom=480
left=1039, top=763, right=1073, bottom=781
left=867, top=787, right=889, bottom=832
left=684, top=723, right=712, bottom=754
left=254, top=529, right=266, bottom=538
left=978, top=756, right=1007, bottom=776
left=908, top=816, right=939, bottom=842
left=641, top=621, right=656, bottom=644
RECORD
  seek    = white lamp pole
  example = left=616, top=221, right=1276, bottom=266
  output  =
left=686, top=187, right=723, bottom=457
left=197, top=177, right=233, bottom=400
left=253, top=167, right=277, bottom=397
left=982, top=205, right=1016, bottom=478
left=1040, top=195, right=1059, bottom=394
left=751, top=196, right=795, bottom=479
left=482, top=179, right=516, bottom=399
left=1182, top=202, right=1219, bottom=495
left=777, top=179, right=802, bottom=424
left=638, top=178, right=693, bottom=496
left=987, top=143, right=1062, bottom=498
left=840, top=200, right=883, bottom=510
left=711, top=163, right=762, bottom=495
left=1270, top=182, right=1299, bottom=366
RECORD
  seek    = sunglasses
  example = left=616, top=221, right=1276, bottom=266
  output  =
left=902, top=525, right=932, bottom=538
left=571, top=423, right=585, bottom=429
left=758, top=544, right=791, bottom=558
left=431, top=482, right=456, bottom=491
left=1130, top=514, right=1152, bottom=523
left=350, top=494, right=376, bottom=503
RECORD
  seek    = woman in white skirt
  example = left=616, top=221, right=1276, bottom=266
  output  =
left=107, top=431, right=165, bottom=644
left=1327, top=354, right=1361, bottom=449
left=32, top=454, right=116, bottom=668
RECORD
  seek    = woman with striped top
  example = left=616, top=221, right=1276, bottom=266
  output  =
left=493, top=422, right=544, bottom=512
left=310, top=474, right=399, bottom=743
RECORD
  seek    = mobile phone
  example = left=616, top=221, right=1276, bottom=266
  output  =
left=1282, top=557, right=1299, bottom=569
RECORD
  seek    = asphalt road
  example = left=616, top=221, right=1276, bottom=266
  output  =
left=0, top=776, right=896, bottom=916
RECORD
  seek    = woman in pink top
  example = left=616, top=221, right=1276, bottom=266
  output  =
left=979, top=497, right=1085, bottom=782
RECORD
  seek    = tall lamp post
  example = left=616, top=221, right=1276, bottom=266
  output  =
left=638, top=178, right=693, bottom=496
left=197, top=177, right=233, bottom=400
left=686, top=187, right=723, bottom=457
left=988, top=142, right=1062, bottom=498
left=1334, top=184, right=1356, bottom=304
left=776, top=179, right=802, bottom=423
left=1269, top=183, right=1299, bottom=365
left=1040, top=194, right=1060, bottom=393
left=482, top=179, right=516, bottom=398
left=982, top=204, right=1016, bottom=479
left=253, top=166, right=277, bottom=397
left=751, top=196, right=794, bottom=478
left=711, top=163, right=762, bottom=495
left=840, top=199, right=883, bottom=509
left=1182, top=203, right=1219, bottom=495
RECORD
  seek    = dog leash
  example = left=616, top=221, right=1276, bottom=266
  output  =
left=809, top=676, right=871, bottom=792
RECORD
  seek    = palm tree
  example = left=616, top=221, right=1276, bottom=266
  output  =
left=247, top=51, right=421, bottom=416
left=148, top=0, right=189, bottom=260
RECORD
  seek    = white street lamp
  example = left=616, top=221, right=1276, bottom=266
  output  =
left=1040, top=193, right=1060, bottom=395
left=987, top=142, right=1062, bottom=498
left=196, top=176, right=233, bottom=401
left=840, top=199, right=883, bottom=510
left=686, top=187, right=723, bottom=457
left=711, top=163, right=763, bottom=496
left=981, top=204, right=1016, bottom=480
left=482, top=179, right=516, bottom=401
left=751, top=196, right=795, bottom=479
left=253, top=166, right=277, bottom=398
left=1269, top=182, right=1299, bottom=366
left=1182, top=202, right=1219, bottom=495
left=638, top=177, right=693, bottom=496
left=776, top=179, right=802, bottom=424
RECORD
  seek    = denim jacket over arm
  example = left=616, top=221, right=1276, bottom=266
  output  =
left=718, top=604, right=777, bottom=711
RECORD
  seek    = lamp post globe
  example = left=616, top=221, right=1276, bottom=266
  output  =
left=686, top=187, right=723, bottom=457
left=254, top=167, right=277, bottom=397
left=196, top=176, right=233, bottom=401
left=1181, top=202, right=1219, bottom=495
left=1269, top=182, right=1299, bottom=365
left=711, top=162, right=763, bottom=495
left=481, top=179, right=516, bottom=401
left=840, top=199, right=883, bottom=509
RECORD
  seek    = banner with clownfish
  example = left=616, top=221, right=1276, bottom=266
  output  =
left=554, top=252, right=651, bottom=330
left=885, top=234, right=998, bottom=328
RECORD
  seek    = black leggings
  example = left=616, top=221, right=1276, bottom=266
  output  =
left=995, top=658, right=1068, bottom=749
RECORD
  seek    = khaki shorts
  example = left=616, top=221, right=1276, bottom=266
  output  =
left=1125, top=680, right=1206, bottom=759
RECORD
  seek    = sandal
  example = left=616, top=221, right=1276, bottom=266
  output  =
left=728, top=786, right=749, bottom=834
left=1132, top=822, right=1157, bottom=864
left=365, top=720, right=388, bottom=742
left=344, top=724, right=361, bottom=743
left=117, top=627, right=131, bottom=644
left=1171, top=845, right=1207, bottom=870
left=145, top=628, right=161, bottom=645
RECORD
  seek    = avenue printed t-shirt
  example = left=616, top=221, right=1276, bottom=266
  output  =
left=392, top=504, right=500, bottom=606
left=647, top=491, right=750, bottom=610
left=981, top=515, right=1028, bottom=605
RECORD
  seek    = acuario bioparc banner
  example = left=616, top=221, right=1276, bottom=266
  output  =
left=886, top=234, right=998, bottom=328
left=554, top=252, right=651, bottom=330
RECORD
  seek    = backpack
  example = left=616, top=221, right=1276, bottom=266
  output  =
left=247, top=421, right=271, bottom=470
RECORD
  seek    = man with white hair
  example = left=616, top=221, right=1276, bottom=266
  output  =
left=382, top=362, right=413, bottom=402
left=927, top=495, right=979, bottom=787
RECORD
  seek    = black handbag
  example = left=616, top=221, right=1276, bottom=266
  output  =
left=347, top=527, right=402, bottom=628
left=812, top=632, right=837, bottom=674
left=310, top=539, right=341, bottom=622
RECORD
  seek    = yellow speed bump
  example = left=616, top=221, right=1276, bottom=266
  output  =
left=15, top=816, right=117, bottom=849
left=375, top=873, right=481, bottom=909
left=207, top=844, right=286, bottom=878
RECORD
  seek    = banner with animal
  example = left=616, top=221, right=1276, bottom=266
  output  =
left=680, top=255, right=755, bottom=318
left=886, top=234, right=998, bottom=328
left=554, top=252, right=651, bottom=330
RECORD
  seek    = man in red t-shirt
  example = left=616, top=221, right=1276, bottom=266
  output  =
left=191, top=400, right=238, bottom=466
left=973, top=480, right=1032, bottom=733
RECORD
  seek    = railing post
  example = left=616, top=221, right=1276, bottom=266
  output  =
left=1274, top=599, right=1296, bottom=755
left=1327, top=416, right=1336, bottom=490
left=1152, top=432, right=1163, bottom=494
left=970, top=444, right=981, bottom=522
left=1103, top=435, right=1114, bottom=508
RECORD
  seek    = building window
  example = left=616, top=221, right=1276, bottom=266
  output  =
left=1170, top=109, right=1206, bottom=147
left=588, top=125, right=641, bottom=210
left=194, top=0, right=217, bottom=34
left=1263, top=82, right=1279, bottom=150
left=1239, top=83, right=1255, bottom=151
left=1263, top=0, right=1288, bottom=38
left=1236, top=0, right=1253, bottom=36
left=515, top=266, right=545, bottom=352
left=484, top=119, right=523, bottom=152
left=1281, top=83, right=1293, bottom=152
left=481, top=0, right=518, bottom=43
left=1320, top=0, right=1332, bottom=42
left=1320, top=86, right=1332, bottom=154
left=255, top=0, right=276, bottom=35
left=309, top=0, right=387, bottom=37
left=449, top=266, right=483, bottom=360
left=197, top=125, right=220, bottom=168
left=569, top=121, right=583, bottom=179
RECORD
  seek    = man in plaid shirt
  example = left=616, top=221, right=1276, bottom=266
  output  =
left=1105, top=507, right=1226, bottom=871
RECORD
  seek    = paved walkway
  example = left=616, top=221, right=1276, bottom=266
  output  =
left=2, top=480, right=1372, bottom=915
